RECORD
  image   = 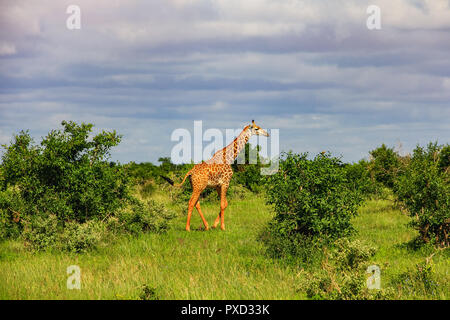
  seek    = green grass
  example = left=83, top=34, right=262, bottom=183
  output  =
left=353, top=198, right=449, bottom=299
left=0, top=191, right=448, bottom=300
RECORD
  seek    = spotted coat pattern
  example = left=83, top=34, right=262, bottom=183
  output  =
left=172, top=121, right=269, bottom=231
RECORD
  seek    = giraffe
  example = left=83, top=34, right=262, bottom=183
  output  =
left=162, top=120, right=269, bottom=231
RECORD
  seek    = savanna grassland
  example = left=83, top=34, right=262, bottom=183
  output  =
left=0, top=123, right=448, bottom=300
left=0, top=188, right=448, bottom=300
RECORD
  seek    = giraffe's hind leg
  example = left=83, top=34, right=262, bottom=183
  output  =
left=195, top=201, right=209, bottom=230
left=212, top=187, right=222, bottom=229
left=212, top=185, right=228, bottom=230
left=186, top=189, right=202, bottom=232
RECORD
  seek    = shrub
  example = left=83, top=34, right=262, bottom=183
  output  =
left=0, top=121, right=129, bottom=224
left=1, top=121, right=176, bottom=252
left=22, top=214, right=59, bottom=251
left=391, top=259, right=445, bottom=299
left=393, top=142, right=449, bottom=246
left=331, top=238, right=377, bottom=271
left=264, top=152, right=364, bottom=246
left=126, top=162, right=160, bottom=185
left=304, top=239, right=393, bottom=300
left=438, top=144, right=450, bottom=172
left=259, top=225, right=323, bottom=267
left=117, top=199, right=176, bottom=235
left=344, top=160, right=382, bottom=199
left=232, top=164, right=264, bottom=193
left=59, top=220, right=107, bottom=253
left=20, top=199, right=177, bottom=252
left=0, top=188, right=27, bottom=240
left=227, top=182, right=253, bottom=200
left=368, top=144, right=403, bottom=188
left=232, top=144, right=265, bottom=193
left=21, top=214, right=108, bottom=252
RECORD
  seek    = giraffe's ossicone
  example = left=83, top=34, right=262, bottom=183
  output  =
left=162, top=120, right=269, bottom=231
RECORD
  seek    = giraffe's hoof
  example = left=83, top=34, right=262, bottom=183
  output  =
left=185, top=227, right=191, bottom=232
left=220, top=226, right=225, bottom=231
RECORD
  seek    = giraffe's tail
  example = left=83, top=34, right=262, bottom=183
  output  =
left=160, top=175, right=175, bottom=186
left=160, top=169, right=193, bottom=188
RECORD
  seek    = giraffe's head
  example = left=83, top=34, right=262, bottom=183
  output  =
left=249, top=120, right=269, bottom=137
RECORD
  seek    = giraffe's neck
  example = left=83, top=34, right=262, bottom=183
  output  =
left=206, top=126, right=251, bottom=164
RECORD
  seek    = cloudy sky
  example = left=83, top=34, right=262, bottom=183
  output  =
left=1, top=0, right=449, bottom=164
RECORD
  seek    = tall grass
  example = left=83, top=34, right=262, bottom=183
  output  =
left=0, top=190, right=448, bottom=299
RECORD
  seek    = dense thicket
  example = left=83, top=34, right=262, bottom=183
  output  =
left=368, top=144, right=404, bottom=188
left=1, top=121, right=127, bottom=223
left=0, top=121, right=175, bottom=251
left=393, top=142, right=449, bottom=246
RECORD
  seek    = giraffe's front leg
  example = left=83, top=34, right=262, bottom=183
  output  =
left=195, top=201, right=209, bottom=231
left=212, top=213, right=221, bottom=229
left=212, top=209, right=225, bottom=230
left=220, top=202, right=227, bottom=231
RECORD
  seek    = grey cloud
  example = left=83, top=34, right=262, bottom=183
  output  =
left=0, top=0, right=449, bottom=163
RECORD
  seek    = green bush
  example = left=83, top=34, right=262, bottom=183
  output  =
left=59, top=220, right=107, bottom=253
left=259, top=226, right=323, bottom=267
left=22, top=214, right=59, bottom=251
left=393, top=142, right=449, bottom=246
left=438, top=144, right=450, bottom=172
left=19, top=199, right=176, bottom=252
left=344, top=160, right=382, bottom=199
left=116, top=199, right=176, bottom=235
left=125, top=159, right=189, bottom=186
left=126, top=162, right=160, bottom=185
left=304, top=239, right=393, bottom=300
left=232, top=164, right=264, bottom=193
left=0, top=188, right=27, bottom=240
left=0, top=121, right=178, bottom=252
left=331, top=238, right=377, bottom=270
left=264, top=152, right=364, bottom=246
left=391, top=259, right=445, bottom=299
left=227, top=182, right=253, bottom=200
left=22, top=214, right=107, bottom=253
left=368, top=144, right=403, bottom=188
left=0, top=121, right=129, bottom=224
left=232, top=144, right=265, bottom=193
